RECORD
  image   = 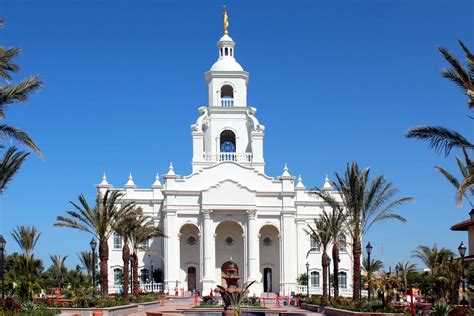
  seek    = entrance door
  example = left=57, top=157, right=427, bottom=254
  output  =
left=263, top=268, right=272, bottom=293
left=187, top=267, right=196, bottom=291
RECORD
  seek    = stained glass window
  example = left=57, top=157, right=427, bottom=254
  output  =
left=262, top=236, right=272, bottom=246
left=225, top=236, right=235, bottom=246
left=187, top=235, right=197, bottom=246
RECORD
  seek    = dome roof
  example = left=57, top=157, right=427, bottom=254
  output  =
left=218, top=34, right=234, bottom=43
left=210, top=58, right=244, bottom=71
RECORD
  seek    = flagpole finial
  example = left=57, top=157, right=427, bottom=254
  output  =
left=223, top=6, right=229, bottom=35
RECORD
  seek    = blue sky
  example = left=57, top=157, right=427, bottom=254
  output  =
left=1, top=0, right=473, bottom=271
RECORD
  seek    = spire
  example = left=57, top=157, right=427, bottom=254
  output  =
left=282, top=163, right=290, bottom=176
left=125, top=172, right=136, bottom=188
left=296, top=175, right=305, bottom=189
left=152, top=173, right=162, bottom=187
left=167, top=162, right=176, bottom=176
left=322, top=175, right=332, bottom=191
left=223, top=6, right=229, bottom=35
left=100, top=173, right=109, bottom=186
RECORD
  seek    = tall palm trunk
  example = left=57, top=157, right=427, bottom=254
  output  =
left=332, top=244, right=339, bottom=297
left=353, top=240, right=362, bottom=302
left=122, top=239, right=130, bottom=298
left=322, top=252, right=328, bottom=305
left=133, top=251, right=139, bottom=295
left=99, top=238, right=109, bottom=296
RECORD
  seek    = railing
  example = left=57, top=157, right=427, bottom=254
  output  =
left=295, top=285, right=367, bottom=298
left=203, top=152, right=252, bottom=162
left=221, top=98, right=234, bottom=107
left=110, top=283, right=164, bottom=294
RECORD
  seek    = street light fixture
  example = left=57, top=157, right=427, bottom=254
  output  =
left=305, top=262, right=310, bottom=299
left=0, top=235, right=6, bottom=303
left=458, top=241, right=468, bottom=306
left=90, top=238, right=97, bottom=292
left=366, top=242, right=372, bottom=301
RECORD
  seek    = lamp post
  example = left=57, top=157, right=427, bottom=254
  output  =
left=328, top=257, right=331, bottom=301
left=366, top=242, right=373, bottom=301
left=305, top=262, right=310, bottom=299
left=0, top=235, right=6, bottom=303
left=458, top=241, right=467, bottom=306
left=151, top=258, right=154, bottom=293
left=90, top=238, right=97, bottom=292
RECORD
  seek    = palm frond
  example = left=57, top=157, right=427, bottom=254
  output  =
left=406, top=126, right=473, bottom=156
left=0, top=76, right=43, bottom=106
left=0, top=124, right=42, bottom=157
left=0, top=47, right=21, bottom=81
left=0, top=146, right=29, bottom=192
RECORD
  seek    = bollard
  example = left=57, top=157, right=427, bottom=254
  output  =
left=194, top=295, right=198, bottom=306
left=181, top=288, right=184, bottom=297
left=276, top=296, right=280, bottom=307
left=161, top=295, right=165, bottom=306
left=262, top=298, right=265, bottom=307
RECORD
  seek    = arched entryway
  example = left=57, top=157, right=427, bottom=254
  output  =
left=259, top=225, right=280, bottom=293
left=221, top=261, right=239, bottom=287
left=179, top=224, right=200, bottom=291
left=215, top=221, right=244, bottom=287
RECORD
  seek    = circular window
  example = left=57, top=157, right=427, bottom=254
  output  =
left=186, top=235, right=197, bottom=246
left=224, top=235, right=235, bottom=246
left=262, top=236, right=272, bottom=247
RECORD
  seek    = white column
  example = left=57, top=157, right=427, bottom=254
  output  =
left=247, top=210, right=258, bottom=282
left=164, top=209, right=178, bottom=292
left=202, top=209, right=214, bottom=293
left=281, top=211, right=297, bottom=295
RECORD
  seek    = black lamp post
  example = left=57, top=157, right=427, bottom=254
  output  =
left=305, top=262, right=310, bottom=299
left=328, top=257, right=331, bottom=301
left=458, top=241, right=468, bottom=306
left=0, top=235, right=6, bottom=303
left=90, top=238, right=97, bottom=291
left=366, top=242, right=373, bottom=301
left=151, top=258, right=154, bottom=293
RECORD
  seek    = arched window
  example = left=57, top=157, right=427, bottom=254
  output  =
left=310, top=235, right=320, bottom=252
left=220, top=85, right=234, bottom=106
left=338, top=272, right=347, bottom=289
left=310, top=271, right=320, bottom=288
left=113, top=268, right=122, bottom=285
left=338, top=234, right=346, bottom=252
left=220, top=130, right=236, bottom=153
left=113, top=233, right=122, bottom=250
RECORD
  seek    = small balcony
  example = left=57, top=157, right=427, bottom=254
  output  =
left=220, top=97, right=234, bottom=107
left=203, top=152, right=252, bottom=162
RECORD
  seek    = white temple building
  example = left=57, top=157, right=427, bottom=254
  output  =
left=101, top=11, right=353, bottom=297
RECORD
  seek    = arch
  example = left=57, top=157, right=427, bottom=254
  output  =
left=258, top=222, right=280, bottom=233
left=180, top=224, right=200, bottom=291
left=220, top=130, right=236, bottom=153
left=215, top=222, right=244, bottom=286
left=220, top=84, right=234, bottom=98
left=259, top=225, right=280, bottom=294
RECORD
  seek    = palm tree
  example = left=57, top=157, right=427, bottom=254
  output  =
left=11, top=225, right=41, bottom=259
left=129, top=214, right=165, bottom=295
left=50, top=255, right=68, bottom=290
left=114, top=206, right=143, bottom=297
left=395, top=261, right=416, bottom=293
left=319, top=162, right=413, bottom=301
left=77, top=251, right=94, bottom=280
left=54, top=190, right=135, bottom=295
left=412, top=244, right=453, bottom=276
left=363, top=256, right=383, bottom=298
left=305, top=214, right=331, bottom=304
left=406, top=40, right=474, bottom=205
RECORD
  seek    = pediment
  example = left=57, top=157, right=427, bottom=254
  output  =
left=201, top=179, right=256, bottom=209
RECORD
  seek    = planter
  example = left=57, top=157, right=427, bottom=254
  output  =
left=324, top=306, right=404, bottom=316
left=93, top=312, right=103, bottom=316
left=301, top=303, right=325, bottom=313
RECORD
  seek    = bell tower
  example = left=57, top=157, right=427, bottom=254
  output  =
left=191, top=9, right=265, bottom=173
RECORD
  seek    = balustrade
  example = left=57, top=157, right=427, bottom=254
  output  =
left=203, top=152, right=252, bottom=162
left=220, top=98, right=234, bottom=107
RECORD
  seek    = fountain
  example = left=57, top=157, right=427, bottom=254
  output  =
left=217, top=262, right=254, bottom=316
